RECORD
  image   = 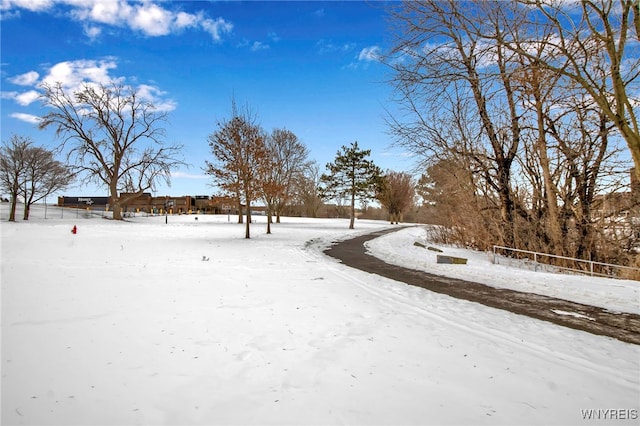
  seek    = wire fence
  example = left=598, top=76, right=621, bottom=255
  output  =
left=492, top=245, right=640, bottom=280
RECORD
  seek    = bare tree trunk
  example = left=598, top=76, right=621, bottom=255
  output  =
left=349, top=190, right=355, bottom=229
left=8, top=190, right=18, bottom=222
left=535, top=94, right=563, bottom=252
left=245, top=206, right=251, bottom=239
left=237, top=197, right=243, bottom=224
left=23, top=200, right=29, bottom=220
left=7, top=168, right=21, bottom=222
left=266, top=208, right=272, bottom=234
left=110, top=185, right=122, bottom=220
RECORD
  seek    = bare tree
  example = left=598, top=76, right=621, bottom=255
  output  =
left=206, top=103, right=269, bottom=239
left=39, top=82, right=184, bottom=220
left=544, top=91, right=623, bottom=261
left=505, top=0, right=640, bottom=180
left=377, top=171, right=416, bottom=224
left=258, top=140, right=282, bottom=235
left=268, top=128, right=311, bottom=223
left=21, top=146, right=73, bottom=220
left=0, top=135, right=30, bottom=221
left=506, top=9, right=628, bottom=260
left=384, top=0, right=636, bottom=265
left=205, top=108, right=244, bottom=225
left=294, top=162, right=323, bottom=218
left=257, top=128, right=309, bottom=233
left=385, top=0, right=525, bottom=246
left=1, top=135, right=73, bottom=221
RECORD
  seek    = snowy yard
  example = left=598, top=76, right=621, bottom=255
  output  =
left=1, top=203, right=638, bottom=425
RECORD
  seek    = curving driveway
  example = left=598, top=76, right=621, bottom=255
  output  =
left=324, top=227, right=640, bottom=345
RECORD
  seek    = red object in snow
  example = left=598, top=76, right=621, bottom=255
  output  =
left=71, top=225, right=77, bottom=234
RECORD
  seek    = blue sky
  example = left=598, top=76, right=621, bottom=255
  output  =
left=1, top=0, right=411, bottom=198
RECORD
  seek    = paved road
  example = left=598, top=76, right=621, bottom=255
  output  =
left=324, top=227, right=640, bottom=345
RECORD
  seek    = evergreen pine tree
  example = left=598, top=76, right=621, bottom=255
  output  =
left=320, top=141, right=382, bottom=229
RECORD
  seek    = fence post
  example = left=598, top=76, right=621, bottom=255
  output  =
left=534, top=252, right=538, bottom=272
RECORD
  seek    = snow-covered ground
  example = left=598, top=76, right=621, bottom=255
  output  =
left=1, top=203, right=639, bottom=425
left=365, top=226, right=640, bottom=315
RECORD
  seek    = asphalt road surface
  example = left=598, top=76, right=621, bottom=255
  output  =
left=324, top=227, right=640, bottom=345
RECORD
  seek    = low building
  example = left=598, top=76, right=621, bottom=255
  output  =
left=57, top=196, right=110, bottom=210
left=57, top=193, right=251, bottom=215
left=58, top=194, right=196, bottom=214
left=119, top=193, right=193, bottom=214
left=194, top=195, right=240, bottom=214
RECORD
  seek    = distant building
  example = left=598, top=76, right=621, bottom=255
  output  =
left=57, top=196, right=110, bottom=210
left=195, top=195, right=239, bottom=214
left=58, top=193, right=195, bottom=214
left=57, top=193, right=258, bottom=215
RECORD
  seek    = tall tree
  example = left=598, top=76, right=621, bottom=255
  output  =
left=258, top=128, right=310, bottom=232
left=385, top=0, right=525, bottom=246
left=258, top=140, right=282, bottom=235
left=0, top=135, right=73, bottom=221
left=0, top=135, right=30, bottom=222
left=21, top=146, right=73, bottom=220
left=206, top=112, right=244, bottom=225
left=295, top=162, right=323, bottom=218
left=206, top=103, right=269, bottom=239
left=505, top=0, right=640, bottom=180
left=377, top=171, right=416, bottom=224
left=39, top=82, right=184, bottom=220
left=320, top=141, right=382, bottom=229
left=268, top=128, right=311, bottom=223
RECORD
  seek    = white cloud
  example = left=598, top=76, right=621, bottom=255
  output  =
left=4, top=0, right=233, bottom=41
left=130, top=2, right=173, bottom=36
left=250, top=41, right=269, bottom=52
left=8, top=58, right=176, bottom=113
left=10, top=112, right=41, bottom=124
left=1, top=0, right=54, bottom=13
left=9, top=70, right=39, bottom=85
left=200, top=17, right=233, bottom=42
left=1, top=88, right=39, bottom=105
left=268, top=32, right=280, bottom=42
left=343, top=42, right=357, bottom=52
left=175, top=10, right=199, bottom=29
left=15, top=90, right=39, bottom=106
left=136, top=84, right=176, bottom=112
left=71, top=0, right=130, bottom=25
left=344, top=45, right=383, bottom=69
left=41, top=58, right=119, bottom=91
left=358, top=46, right=381, bottom=62
left=316, top=39, right=356, bottom=55
left=83, top=24, right=102, bottom=40
left=1, top=91, right=18, bottom=99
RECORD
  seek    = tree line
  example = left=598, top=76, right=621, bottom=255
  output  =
left=1, top=85, right=415, bottom=234
left=384, top=0, right=639, bottom=268
left=0, top=135, right=73, bottom=221
left=3, top=0, right=637, bottom=268
left=204, top=100, right=414, bottom=237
